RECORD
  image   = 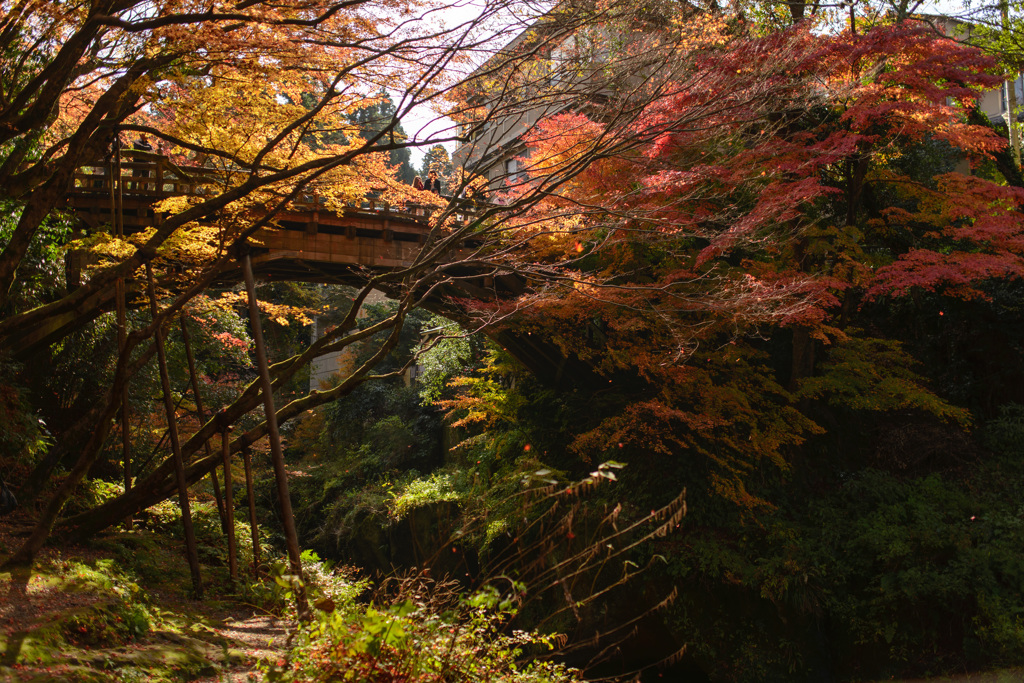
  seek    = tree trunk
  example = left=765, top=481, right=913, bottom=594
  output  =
left=1003, top=0, right=1022, bottom=169
left=243, top=446, right=261, bottom=577
left=146, top=264, right=203, bottom=598
left=56, top=334, right=397, bottom=535
left=0, top=179, right=67, bottom=308
left=1007, top=78, right=1021, bottom=167
left=789, top=326, right=817, bottom=391
left=242, top=252, right=307, bottom=617
left=57, top=286, right=412, bottom=539
left=1, top=339, right=146, bottom=569
left=181, top=312, right=229, bottom=535
left=222, top=425, right=238, bottom=583
left=18, top=344, right=157, bottom=506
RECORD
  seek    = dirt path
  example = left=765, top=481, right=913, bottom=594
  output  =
left=1, top=516, right=292, bottom=682
left=190, top=610, right=288, bottom=683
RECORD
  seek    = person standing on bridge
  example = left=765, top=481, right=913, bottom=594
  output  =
left=104, top=130, right=122, bottom=163
left=132, top=134, right=154, bottom=191
left=410, top=176, right=426, bottom=215
left=94, top=131, right=122, bottom=190
left=426, top=170, right=443, bottom=195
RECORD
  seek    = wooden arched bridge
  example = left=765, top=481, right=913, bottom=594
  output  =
left=63, top=153, right=596, bottom=387
left=66, top=152, right=501, bottom=286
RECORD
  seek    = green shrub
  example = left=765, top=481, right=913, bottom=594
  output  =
left=808, top=469, right=1024, bottom=675
left=0, top=359, right=48, bottom=467
left=267, top=571, right=580, bottom=683
left=58, top=560, right=153, bottom=647
left=388, top=472, right=464, bottom=520
left=982, top=403, right=1024, bottom=466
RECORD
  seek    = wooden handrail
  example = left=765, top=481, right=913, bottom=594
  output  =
left=69, top=154, right=494, bottom=223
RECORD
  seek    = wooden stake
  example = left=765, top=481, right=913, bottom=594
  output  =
left=111, top=143, right=132, bottom=531
left=221, top=425, right=238, bottom=583
left=146, top=263, right=203, bottom=598
left=116, top=279, right=131, bottom=531
left=180, top=313, right=229, bottom=535
left=242, top=252, right=308, bottom=617
left=111, top=133, right=123, bottom=238
left=242, top=445, right=260, bottom=578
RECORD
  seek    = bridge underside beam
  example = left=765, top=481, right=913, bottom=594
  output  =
left=64, top=184, right=606, bottom=390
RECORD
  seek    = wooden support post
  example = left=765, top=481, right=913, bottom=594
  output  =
left=242, top=446, right=260, bottom=577
left=242, top=253, right=309, bottom=617
left=180, top=313, right=229, bottom=535
left=146, top=263, right=203, bottom=598
left=113, top=142, right=124, bottom=238
left=112, top=146, right=131, bottom=530
left=116, top=278, right=131, bottom=531
left=221, top=425, right=238, bottom=583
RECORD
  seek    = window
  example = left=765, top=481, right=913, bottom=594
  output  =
left=1002, top=74, right=1024, bottom=116
left=458, top=121, right=486, bottom=143
left=505, top=158, right=519, bottom=183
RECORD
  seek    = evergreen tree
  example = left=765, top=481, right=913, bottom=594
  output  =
left=347, top=91, right=416, bottom=183
left=298, top=92, right=350, bottom=149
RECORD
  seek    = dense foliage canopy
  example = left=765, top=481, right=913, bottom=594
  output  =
left=3, top=0, right=1024, bottom=679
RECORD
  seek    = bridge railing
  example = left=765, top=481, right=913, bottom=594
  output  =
left=291, top=190, right=492, bottom=225
left=72, top=153, right=495, bottom=225
left=72, top=152, right=222, bottom=197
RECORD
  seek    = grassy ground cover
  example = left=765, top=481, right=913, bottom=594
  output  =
left=0, top=507, right=278, bottom=683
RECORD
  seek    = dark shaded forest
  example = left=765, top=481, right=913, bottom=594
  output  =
left=4, top=0, right=1024, bottom=681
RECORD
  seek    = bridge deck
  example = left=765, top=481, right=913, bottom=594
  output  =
left=67, top=154, right=485, bottom=282
left=62, top=157, right=595, bottom=388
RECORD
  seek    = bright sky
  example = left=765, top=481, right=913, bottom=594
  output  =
left=397, top=0, right=548, bottom=168
left=401, top=104, right=455, bottom=170
left=400, top=0, right=982, bottom=168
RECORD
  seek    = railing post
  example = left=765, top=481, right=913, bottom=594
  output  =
left=156, top=157, right=165, bottom=197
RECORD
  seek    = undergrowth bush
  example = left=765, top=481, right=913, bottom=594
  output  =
left=811, top=467, right=1024, bottom=676
left=59, top=559, right=153, bottom=647
left=265, top=569, right=581, bottom=683
left=62, top=478, right=124, bottom=517
left=0, top=358, right=48, bottom=468
left=387, top=472, right=465, bottom=521
left=661, top=448, right=1024, bottom=682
